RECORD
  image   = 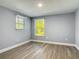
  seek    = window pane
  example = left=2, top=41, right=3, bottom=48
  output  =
left=19, top=20, right=24, bottom=24
left=35, top=19, right=45, bottom=36
left=16, top=23, right=19, bottom=29
left=16, top=15, right=24, bottom=30
left=19, top=24, right=24, bottom=29
left=19, top=18, right=24, bottom=22
left=16, top=23, right=24, bottom=29
left=16, top=17, right=19, bottom=23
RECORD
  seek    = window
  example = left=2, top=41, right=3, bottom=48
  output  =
left=16, top=15, right=24, bottom=30
left=35, top=18, right=45, bottom=36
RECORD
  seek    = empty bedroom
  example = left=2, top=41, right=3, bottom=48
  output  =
left=0, top=0, right=79, bottom=59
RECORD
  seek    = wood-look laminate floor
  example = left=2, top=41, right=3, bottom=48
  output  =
left=0, top=42, right=79, bottom=59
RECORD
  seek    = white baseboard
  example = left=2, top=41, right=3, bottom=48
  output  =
left=75, top=45, right=79, bottom=51
left=0, top=40, right=78, bottom=54
left=0, top=40, right=30, bottom=54
left=31, top=40, right=79, bottom=51
left=30, top=40, right=75, bottom=47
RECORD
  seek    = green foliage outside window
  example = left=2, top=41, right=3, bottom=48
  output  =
left=16, top=15, right=24, bottom=30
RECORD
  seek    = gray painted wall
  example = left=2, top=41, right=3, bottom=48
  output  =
left=32, top=13, right=75, bottom=44
left=75, top=10, right=79, bottom=47
left=0, top=7, right=31, bottom=50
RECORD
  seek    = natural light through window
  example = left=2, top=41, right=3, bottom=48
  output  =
left=35, top=18, right=45, bottom=36
left=16, top=15, right=24, bottom=30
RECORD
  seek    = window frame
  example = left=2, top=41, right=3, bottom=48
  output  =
left=35, top=18, right=45, bottom=36
left=16, top=15, right=25, bottom=30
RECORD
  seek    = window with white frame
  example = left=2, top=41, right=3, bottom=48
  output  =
left=16, top=15, right=24, bottom=30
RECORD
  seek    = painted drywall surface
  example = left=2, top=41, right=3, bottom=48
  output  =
left=75, top=10, right=79, bottom=47
left=31, top=19, right=34, bottom=39
left=0, top=7, right=31, bottom=50
left=32, top=13, right=75, bottom=44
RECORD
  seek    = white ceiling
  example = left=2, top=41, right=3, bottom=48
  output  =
left=0, top=0, right=79, bottom=17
